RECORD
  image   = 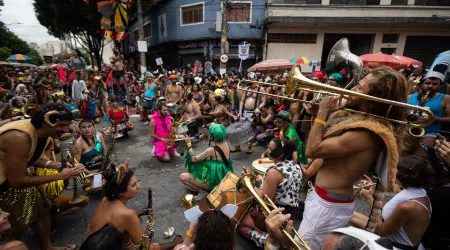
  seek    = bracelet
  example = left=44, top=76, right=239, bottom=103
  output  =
left=314, top=118, right=325, bottom=125
left=186, top=231, right=193, bottom=238
left=265, top=239, right=280, bottom=250
left=44, top=160, right=52, bottom=168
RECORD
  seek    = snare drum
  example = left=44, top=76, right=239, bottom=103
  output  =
left=142, top=97, right=154, bottom=110
left=207, top=172, right=253, bottom=226
left=167, top=103, right=182, bottom=115
left=226, top=121, right=254, bottom=146
left=176, top=125, right=189, bottom=135
left=251, top=158, right=274, bottom=176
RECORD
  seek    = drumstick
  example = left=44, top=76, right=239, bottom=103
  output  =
left=353, top=183, right=376, bottom=191
left=257, top=159, right=274, bottom=164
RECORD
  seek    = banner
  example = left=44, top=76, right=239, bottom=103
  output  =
left=238, top=42, right=249, bottom=60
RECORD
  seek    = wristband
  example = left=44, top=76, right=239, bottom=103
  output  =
left=265, top=239, right=280, bottom=250
left=186, top=231, right=193, bottom=238
left=314, top=118, right=325, bottom=125
left=44, top=160, right=52, bottom=168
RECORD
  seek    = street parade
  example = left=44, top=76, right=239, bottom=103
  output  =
left=0, top=0, right=450, bottom=250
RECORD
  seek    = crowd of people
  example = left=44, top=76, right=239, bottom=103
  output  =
left=0, top=44, right=449, bottom=250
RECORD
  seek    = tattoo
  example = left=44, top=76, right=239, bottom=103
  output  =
left=194, top=149, right=210, bottom=161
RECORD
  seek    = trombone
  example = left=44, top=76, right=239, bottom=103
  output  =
left=237, top=175, right=311, bottom=250
left=237, top=65, right=434, bottom=132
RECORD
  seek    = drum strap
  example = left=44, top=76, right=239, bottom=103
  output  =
left=213, top=146, right=229, bottom=168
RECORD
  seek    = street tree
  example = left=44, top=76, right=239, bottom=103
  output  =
left=34, top=0, right=103, bottom=69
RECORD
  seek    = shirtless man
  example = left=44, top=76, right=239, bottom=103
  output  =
left=298, top=67, right=407, bottom=249
left=180, top=93, right=202, bottom=137
left=165, top=74, right=183, bottom=104
left=237, top=73, right=266, bottom=153
left=0, top=103, right=85, bottom=250
left=110, top=48, right=125, bottom=98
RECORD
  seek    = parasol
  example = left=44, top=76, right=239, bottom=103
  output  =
left=360, top=53, right=404, bottom=69
left=247, top=59, right=294, bottom=72
left=7, top=54, right=32, bottom=61
left=289, top=56, right=310, bottom=65
left=391, top=55, right=423, bottom=68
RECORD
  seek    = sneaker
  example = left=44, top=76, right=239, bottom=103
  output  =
left=231, top=146, right=241, bottom=152
left=143, top=121, right=149, bottom=126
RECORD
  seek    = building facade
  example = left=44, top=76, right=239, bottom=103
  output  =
left=34, top=40, right=72, bottom=57
left=265, top=0, right=450, bottom=72
left=125, top=0, right=265, bottom=73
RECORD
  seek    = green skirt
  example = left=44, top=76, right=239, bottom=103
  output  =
left=185, top=150, right=234, bottom=190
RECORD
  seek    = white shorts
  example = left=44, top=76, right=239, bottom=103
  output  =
left=297, top=189, right=355, bottom=250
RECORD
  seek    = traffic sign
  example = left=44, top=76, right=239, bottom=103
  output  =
left=220, top=54, right=229, bottom=64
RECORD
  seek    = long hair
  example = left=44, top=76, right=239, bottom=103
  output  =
left=103, top=169, right=134, bottom=201
left=194, top=210, right=234, bottom=250
left=79, top=224, right=125, bottom=250
left=365, top=66, right=408, bottom=148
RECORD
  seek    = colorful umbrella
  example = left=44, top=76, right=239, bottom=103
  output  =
left=248, top=59, right=294, bottom=72
left=7, top=54, right=32, bottom=61
left=392, top=55, right=423, bottom=68
left=289, top=56, right=310, bottom=65
left=360, top=53, right=404, bottom=69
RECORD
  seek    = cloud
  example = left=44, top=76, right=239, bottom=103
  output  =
left=0, top=0, right=59, bottom=44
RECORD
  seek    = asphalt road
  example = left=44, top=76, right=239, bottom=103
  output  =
left=24, top=116, right=375, bottom=250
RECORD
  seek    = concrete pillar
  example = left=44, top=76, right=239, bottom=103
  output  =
left=322, top=0, right=330, bottom=5
left=380, top=0, right=392, bottom=5
left=407, top=0, right=415, bottom=5
left=396, top=33, right=408, bottom=55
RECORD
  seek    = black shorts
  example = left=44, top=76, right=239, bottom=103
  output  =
left=112, top=70, right=124, bottom=80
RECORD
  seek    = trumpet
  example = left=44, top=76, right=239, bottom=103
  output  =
left=237, top=175, right=311, bottom=250
left=237, top=65, right=434, bottom=131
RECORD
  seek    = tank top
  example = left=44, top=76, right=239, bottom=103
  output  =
left=262, top=160, right=302, bottom=208
left=144, top=84, right=156, bottom=98
left=409, top=93, right=445, bottom=134
left=382, top=188, right=431, bottom=248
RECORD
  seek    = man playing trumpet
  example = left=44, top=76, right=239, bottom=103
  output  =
left=0, top=103, right=85, bottom=250
left=298, top=67, right=407, bottom=249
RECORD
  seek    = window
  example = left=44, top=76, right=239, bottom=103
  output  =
left=267, top=33, right=317, bottom=44
left=181, top=3, right=204, bottom=25
left=380, top=48, right=396, bottom=54
left=382, top=34, right=399, bottom=43
left=144, top=22, right=152, bottom=38
left=391, top=0, right=408, bottom=5
left=229, top=2, right=251, bottom=23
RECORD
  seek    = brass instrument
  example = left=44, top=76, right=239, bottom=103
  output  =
left=325, top=38, right=363, bottom=90
left=101, top=134, right=116, bottom=171
left=60, top=133, right=87, bottom=204
left=237, top=65, right=434, bottom=132
left=237, top=175, right=311, bottom=250
left=181, top=193, right=198, bottom=209
left=10, top=103, right=39, bottom=118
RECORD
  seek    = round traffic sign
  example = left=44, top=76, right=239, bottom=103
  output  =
left=220, top=54, right=229, bottom=64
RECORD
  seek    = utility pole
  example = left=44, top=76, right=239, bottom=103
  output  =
left=137, top=0, right=146, bottom=76
left=220, top=0, right=229, bottom=76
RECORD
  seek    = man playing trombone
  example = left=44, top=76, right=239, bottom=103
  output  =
left=298, top=66, right=407, bottom=249
left=0, top=103, right=85, bottom=250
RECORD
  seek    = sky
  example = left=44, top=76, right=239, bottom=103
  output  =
left=0, top=0, right=59, bottom=44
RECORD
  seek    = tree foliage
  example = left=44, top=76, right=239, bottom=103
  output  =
left=34, top=0, right=103, bottom=68
left=0, top=22, right=31, bottom=55
left=0, top=47, right=11, bottom=61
